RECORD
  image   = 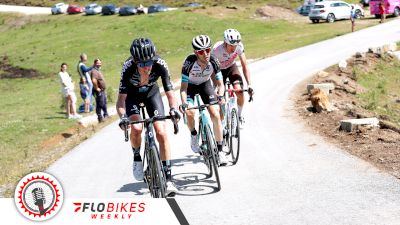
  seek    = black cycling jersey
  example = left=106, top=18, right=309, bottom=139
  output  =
left=119, top=56, right=173, bottom=98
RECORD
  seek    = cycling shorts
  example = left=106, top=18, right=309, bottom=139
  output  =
left=125, top=84, right=165, bottom=118
left=186, top=79, right=217, bottom=105
left=221, top=63, right=243, bottom=86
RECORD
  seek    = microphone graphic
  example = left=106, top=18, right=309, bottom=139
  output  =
left=32, top=187, right=47, bottom=215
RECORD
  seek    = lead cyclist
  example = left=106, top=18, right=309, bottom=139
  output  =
left=212, top=29, right=254, bottom=128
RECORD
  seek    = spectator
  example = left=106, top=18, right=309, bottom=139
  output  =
left=350, top=5, right=356, bottom=32
left=77, top=53, right=93, bottom=113
left=91, top=59, right=109, bottom=123
left=58, top=63, right=82, bottom=119
left=379, top=1, right=385, bottom=23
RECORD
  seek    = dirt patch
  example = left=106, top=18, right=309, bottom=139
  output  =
left=0, top=55, right=41, bottom=79
left=185, top=5, right=248, bottom=19
left=186, top=4, right=307, bottom=22
left=254, top=5, right=308, bottom=22
left=294, top=52, right=400, bottom=179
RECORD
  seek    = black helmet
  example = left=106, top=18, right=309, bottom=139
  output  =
left=130, top=38, right=156, bottom=62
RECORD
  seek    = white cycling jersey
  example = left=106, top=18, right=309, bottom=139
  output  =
left=212, top=41, right=244, bottom=70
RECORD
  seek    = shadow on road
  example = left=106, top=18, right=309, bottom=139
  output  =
left=117, top=182, right=149, bottom=196
left=172, top=155, right=220, bottom=196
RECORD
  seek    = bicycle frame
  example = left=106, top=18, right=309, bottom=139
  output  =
left=123, top=105, right=178, bottom=197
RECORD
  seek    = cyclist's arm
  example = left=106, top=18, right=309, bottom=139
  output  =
left=116, top=93, right=127, bottom=118
left=180, top=81, right=189, bottom=105
left=239, top=53, right=251, bottom=87
left=214, top=74, right=224, bottom=97
left=165, top=90, right=178, bottom=110
left=117, top=65, right=129, bottom=118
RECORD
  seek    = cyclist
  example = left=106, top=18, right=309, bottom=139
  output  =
left=116, top=37, right=180, bottom=196
left=179, top=35, right=228, bottom=165
left=212, top=28, right=254, bottom=127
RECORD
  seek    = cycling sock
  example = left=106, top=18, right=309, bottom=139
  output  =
left=217, top=142, right=223, bottom=152
left=190, top=129, right=197, bottom=136
left=238, top=105, right=243, bottom=118
left=162, top=160, right=172, bottom=181
left=132, top=147, right=142, bottom=161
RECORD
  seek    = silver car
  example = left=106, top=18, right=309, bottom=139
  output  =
left=85, top=3, right=102, bottom=15
left=309, top=0, right=364, bottom=23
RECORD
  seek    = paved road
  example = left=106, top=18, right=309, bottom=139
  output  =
left=48, top=19, right=400, bottom=224
left=0, top=4, right=50, bottom=14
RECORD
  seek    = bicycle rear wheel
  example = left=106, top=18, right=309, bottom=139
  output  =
left=205, top=124, right=221, bottom=191
left=147, top=145, right=166, bottom=198
left=229, top=108, right=240, bottom=165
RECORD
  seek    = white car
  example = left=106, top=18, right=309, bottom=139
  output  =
left=309, top=1, right=364, bottom=23
left=51, top=2, right=68, bottom=15
left=85, top=3, right=102, bottom=15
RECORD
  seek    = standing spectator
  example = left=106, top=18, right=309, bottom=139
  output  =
left=58, top=63, right=82, bottom=119
left=91, top=59, right=109, bottom=123
left=350, top=5, right=356, bottom=32
left=77, top=53, right=93, bottom=113
left=379, top=1, right=386, bottom=23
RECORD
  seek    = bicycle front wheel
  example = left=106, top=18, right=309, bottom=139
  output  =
left=229, top=108, right=240, bottom=165
left=147, top=145, right=166, bottom=198
left=205, top=124, right=221, bottom=191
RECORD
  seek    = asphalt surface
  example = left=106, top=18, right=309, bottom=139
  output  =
left=45, top=20, right=400, bottom=225
left=0, top=4, right=50, bottom=14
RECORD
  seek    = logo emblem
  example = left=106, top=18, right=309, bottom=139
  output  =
left=14, top=172, right=64, bottom=221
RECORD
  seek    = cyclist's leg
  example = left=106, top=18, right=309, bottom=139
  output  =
left=200, top=80, right=223, bottom=144
left=186, top=83, right=200, bottom=153
left=126, top=97, right=144, bottom=180
left=145, top=85, right=168, bottom=160
left=145, top=85, right=175, bottom=192
left=228, top=64, right=245, bottom=118
left=126, top=98, right=143, bottom=149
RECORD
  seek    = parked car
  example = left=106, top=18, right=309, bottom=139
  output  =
left=184, top=3, right=202, bottom=7
left=67, top=4, right=84, bottom=14
left=148, top=4, right=168, bottom=13
left=309, top=1, right=364, bottom=23
left=370, top=0, right=400, bottom=18
left=297, top=4, right=312, bottom=16
left=51, top=2, right=68, bottom=15
left=85, top=3, right=102, bottom=15
left=360, top=0, right=370, bottom=7
left=102, top=4, right=119, bottom=15
left=119, top=5, right=138, bottom=16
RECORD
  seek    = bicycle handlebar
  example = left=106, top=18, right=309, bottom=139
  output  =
left=225, top=88, right=254, bottom=102
left=123, top=115, right=179, bottom=142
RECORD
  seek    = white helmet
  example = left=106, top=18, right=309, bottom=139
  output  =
left=224, top=29, right=241, bottom=45
left=192, top=35, right=212, bottom=50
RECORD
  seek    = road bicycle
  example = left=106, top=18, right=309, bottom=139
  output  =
left=221, top=81, right=253, bottom=165
left=123, top=104, right=179, bottom=198
left=183, top=94, right=221, bottom=191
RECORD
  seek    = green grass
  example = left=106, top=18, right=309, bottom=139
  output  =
left=356, top=55, right=400, bottom=124
left=9, top=0, right=304, bottom=8
left=0, top=4, right=379, bottom=195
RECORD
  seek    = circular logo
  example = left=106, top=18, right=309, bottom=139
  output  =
left=14, top=172, right=63, bottom=221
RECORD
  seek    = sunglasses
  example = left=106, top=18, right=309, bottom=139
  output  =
left=137, top=60, right=154, bottom=68
left=228, top=39, right=241, bottom=45
left=196, top=48, right=211, bottom=55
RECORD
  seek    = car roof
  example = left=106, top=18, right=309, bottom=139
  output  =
left=315, top=1, right=347, bottom=5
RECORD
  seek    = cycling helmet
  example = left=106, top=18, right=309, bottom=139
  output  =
left=130, top=37, right=156, bottom=62
left=192, top=35, right=212, bottom=50
left=224, top=29, right=241, bottom=45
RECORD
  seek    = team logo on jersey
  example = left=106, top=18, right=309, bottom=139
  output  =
left=14, top=172, right=64, bottom=221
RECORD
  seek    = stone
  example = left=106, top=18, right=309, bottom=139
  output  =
left=340, top=117, right=380, bottom=132
left=307, top=83, right=335, bottom=95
